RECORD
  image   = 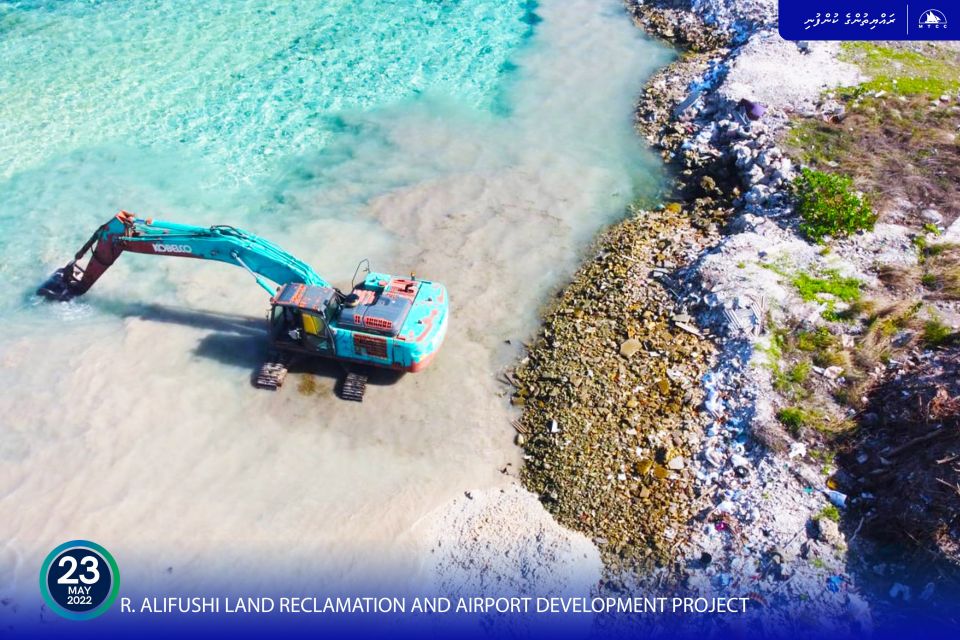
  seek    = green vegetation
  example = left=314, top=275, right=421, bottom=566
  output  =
left=763, top=260, right=864, bottom=320
left=913, top=234, right=929, bottom=262
left=796, top=327, right=835, bottom=352
left=817, top=504, right=841, bottom=523
left=797, top=327, right=847, bottom=367
left=777, top=407, right=812, bottom=435
left=784, top=44, right=960, bottom=232
left=921, top=243, right=960, bottom=300
left=810, top=448, right=837, bottom=466
left=786, top=360, right=811, bottom=385
left=923, top=318, right=955, bottom=347
left=792, top=270, right=863, bottom=305
left=839, top=43, right=960, bottom=97
left=794, top=168, right=876, bottom=242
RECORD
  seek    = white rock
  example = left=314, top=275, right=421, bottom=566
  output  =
left=705, top=448, right=726, bottom=468
left=788, top=442, right=807, bottom=458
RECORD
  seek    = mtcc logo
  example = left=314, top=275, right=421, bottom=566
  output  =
left=918, top=9, right=948, bottom=29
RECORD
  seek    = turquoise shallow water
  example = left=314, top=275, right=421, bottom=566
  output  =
left=0, top=0, right=534, bottom=305
left=0, top=0, right=672, bottom=594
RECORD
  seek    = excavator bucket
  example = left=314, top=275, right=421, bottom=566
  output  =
left=37, top=263, right=83, bottom=301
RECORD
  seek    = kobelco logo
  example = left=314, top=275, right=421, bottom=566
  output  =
left=152, top=244, right=193, bottom=254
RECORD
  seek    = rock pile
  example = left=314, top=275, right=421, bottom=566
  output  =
left=513, top=207, right=714, bottom=574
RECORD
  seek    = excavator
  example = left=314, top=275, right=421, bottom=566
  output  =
left=38, top=211, right=448, bottom=401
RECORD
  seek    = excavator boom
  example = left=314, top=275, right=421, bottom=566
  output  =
left=39, top=211, right=329, bottom=300
left=37, top=211, right=449, bottom=398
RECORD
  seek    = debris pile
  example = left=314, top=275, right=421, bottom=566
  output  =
left=840, top=348, right=960, bottom=568
left=512, top=208, right=714, bottom=574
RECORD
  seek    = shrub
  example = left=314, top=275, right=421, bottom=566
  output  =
left=796, top=327, right=837, bottom=352
left=817, top=505, right=841, bottom=522
left=923, top=318, right=955, bottom=347
left=776, top=407, right=810, bottom=435
left=794, top=168, right=876, bottom=242
left=786, top=361, right=811, bottom=384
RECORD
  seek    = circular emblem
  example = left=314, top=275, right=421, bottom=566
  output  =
left=39, top=540, right=119, bottom=620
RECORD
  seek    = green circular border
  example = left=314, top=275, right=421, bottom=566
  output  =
left=39, top=540, right=120, bottom=621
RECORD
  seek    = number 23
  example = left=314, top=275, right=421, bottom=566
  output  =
left=57, top=555, right=100, bottom=585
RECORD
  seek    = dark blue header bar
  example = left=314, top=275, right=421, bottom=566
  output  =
left=779, top=1, right=959, bottom=40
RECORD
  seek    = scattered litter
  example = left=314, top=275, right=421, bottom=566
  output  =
left=737, top=98, right=767, bottom=121
left=824, top=489, right=847, bottom=508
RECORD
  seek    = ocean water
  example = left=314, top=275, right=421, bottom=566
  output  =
left=0, top=0, right=671, bottom=593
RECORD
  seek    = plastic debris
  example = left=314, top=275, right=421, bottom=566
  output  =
left=824, top=489, right=847, bottom=508
left=826, top=575, right=843, bottom=593
left=737, top=98, right=767, bottom=121
left=788, top=442, right=807, bottom=458
left=717, top=500, right=736, bottom=514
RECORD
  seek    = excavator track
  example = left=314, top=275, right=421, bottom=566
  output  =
left=339, top=371, right=368, bottom=402
left=255, top=354, right=289, bottom=390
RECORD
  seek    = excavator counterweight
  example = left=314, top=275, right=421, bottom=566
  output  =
left=39, top=212, right=448, bottom=400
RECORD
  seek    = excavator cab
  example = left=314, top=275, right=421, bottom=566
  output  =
left=268, top=283, right=339, bottom=355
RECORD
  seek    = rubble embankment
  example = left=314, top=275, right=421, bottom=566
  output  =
left=516, top=0, right=960, bottom=632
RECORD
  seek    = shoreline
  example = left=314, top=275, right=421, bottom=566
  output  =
left=505, top=0, right=958, bottom=631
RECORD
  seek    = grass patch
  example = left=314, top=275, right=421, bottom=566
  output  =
left=817, top=504, right=842, bottom=523
left=794, top=268, right=863, bottom=320
left=776, top=407, right=811, bottom=435
left=786, top=360, right=811, bottom=384
left=783, top=43, right=960, bottom=228
left=794, top=168, right=876, bottom=242
left=796, top=327, right=836, bottom=352
left=839, top=43, right=960, bottom=97
left=923, top=318, right=956, bottom=347
left=922, top=243, right=960, bottom=300
left=853, top=301, right=921, bottom=372
left=762, top=261, right=864, bottom=320
left=793, top=270, right=863, bottom=304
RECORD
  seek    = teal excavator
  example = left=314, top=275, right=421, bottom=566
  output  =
left=39, top=211, right=449, bottom=401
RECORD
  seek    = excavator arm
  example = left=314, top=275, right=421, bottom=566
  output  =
left=39, top=211, right=331, bottom=300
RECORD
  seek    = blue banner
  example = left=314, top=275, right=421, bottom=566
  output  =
left=779, top=1, right=959, bottom=40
